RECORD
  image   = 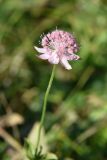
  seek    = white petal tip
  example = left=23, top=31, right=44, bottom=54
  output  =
left=34, top=46, right=37, bottom=50
left=66, top=66, right=72, bottom=70
left=34, top=46, right=40, bottom=51
left=61, top=58, right=72, bottom=70
left=34, top=46, right=46, bottom=54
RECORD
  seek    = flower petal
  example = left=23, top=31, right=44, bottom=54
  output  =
left=48, top=51, right=59, bottom=64
left=60, top=57, right=72, bottom=70
left=66, top=53, right=80, bottom=61
left=34, top=46, right=46, bottom=54
left=38, top=53, right=49, bottom=59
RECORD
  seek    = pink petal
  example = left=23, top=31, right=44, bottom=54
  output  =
left=34, top=46, right=46, bottom=54
left=38, top=53, right=49, bottom=60
left=67, top=53, right=80, bottom=60
left=60, top=57, right=72, bottom=70
left=48, top=51, right=59, bottom=64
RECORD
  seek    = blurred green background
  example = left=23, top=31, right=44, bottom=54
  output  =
left=0, top=0, right=107, bottom=159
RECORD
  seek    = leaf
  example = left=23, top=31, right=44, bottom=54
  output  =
left=46, top=152, right=58, bottom=160
left=24, top=138, right=35, bottom=160
left=28, top=122, right=48, bottom=154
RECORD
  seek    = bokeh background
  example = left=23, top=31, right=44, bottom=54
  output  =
left=0, top=0, right=107, bottom=159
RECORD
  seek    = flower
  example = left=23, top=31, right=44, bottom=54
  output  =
left=34, top=29, right=80, bottom=70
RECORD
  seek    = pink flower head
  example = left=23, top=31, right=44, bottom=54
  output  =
left=34, top=29, right=80, bottom=70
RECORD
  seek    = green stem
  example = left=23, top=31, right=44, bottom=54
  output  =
left=36, top=64, right=56, bottom=153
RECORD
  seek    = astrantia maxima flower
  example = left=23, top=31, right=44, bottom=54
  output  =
left=34, top=29, right=80, bottom=70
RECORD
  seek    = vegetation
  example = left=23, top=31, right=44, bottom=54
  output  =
left=0, top=0, right=107, bottom=159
